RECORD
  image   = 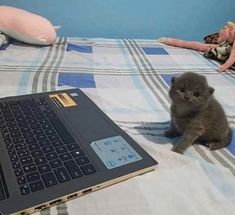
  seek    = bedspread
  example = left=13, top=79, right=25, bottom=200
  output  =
left=0, top=37, right=234, bottom=215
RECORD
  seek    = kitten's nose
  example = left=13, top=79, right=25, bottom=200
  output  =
left=184, top=92, right=191, bottom=101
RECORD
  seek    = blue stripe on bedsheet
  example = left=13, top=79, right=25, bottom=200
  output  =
left=226, top=131, right=235, bottom=155
left=142, top=47, right=169, bottom=55
left=160, top=74, right=175, bottom=86
left=66, top=43, right=93, bottom=53
left=117, top=40, right=160, bottom=111
left=17, top=44, right=47, bottom=95
left=18, top=72, right=31, bottom=95
left=199, top=160, right=235, bottom=203
left=58, top=73, right=96, bottom=88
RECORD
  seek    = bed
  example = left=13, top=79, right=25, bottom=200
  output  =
left=0, top=37, right=235, bottom=215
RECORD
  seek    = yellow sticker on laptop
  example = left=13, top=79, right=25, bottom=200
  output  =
left=49, top=93, right=77, bottom=107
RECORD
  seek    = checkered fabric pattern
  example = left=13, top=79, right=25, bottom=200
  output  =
left=0, top=37, right=234, bottom=215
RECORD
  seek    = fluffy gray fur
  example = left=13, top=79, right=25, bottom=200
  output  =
left=165, top=72, right=232, bottom=154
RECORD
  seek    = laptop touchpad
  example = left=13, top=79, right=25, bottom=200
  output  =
left=66, top=110, right=117, bottom=142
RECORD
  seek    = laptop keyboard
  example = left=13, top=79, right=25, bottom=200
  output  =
left=0, top=97, right=96, bottom=195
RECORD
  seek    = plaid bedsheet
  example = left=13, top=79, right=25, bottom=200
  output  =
left=0, top=37, right=234, bottom=215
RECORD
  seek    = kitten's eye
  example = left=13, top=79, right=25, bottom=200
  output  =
left=193, top=92, right=200, bottom=97
left=179, top=88, right=185, bottom=93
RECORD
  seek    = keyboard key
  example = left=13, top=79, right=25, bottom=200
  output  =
left=20, top=185, right=30, bottom=195
left=0, top=122, right=6, bottom=128
left=15, top=143, right=27, bottom=151
left=28, top=143, right=40, bottom=151
left=76, top=156, right=89, bottom=165
left=49, top=159, right=62, bottom=168
left=15, top=168, right=24, bottom=177
left=17, top=118, right=27, bottom=124
left=6, top=142, right=14, bottom=149
left=20, top=126, right=30, bottom=133
left=26, top=98, right=37, bottom=107
left=23, top=164, right=36, bottom=173
left=38, top=118, right=49, bottom=125
left=12, top=137, right=24, bottom=144
left=9, top=101, right=20, bottom=106
left=49, top=117, right=75, bottom=144
left=42, top=172, right=58, bottom=187
left=17, top=176, right=27, bottom=185
left=31, top=149, right=44, bottom=158
left=13, top=112, right=23, bottom=118
left=30, top=123, right=41, bottom=130
left=42, top=124, right=52, bottom=130
left=45, top=110, right=56, bottom=118
left=51, top=140, right=63, bottom=147
left=26, top=172, right=40, bottom=182
left=5, top=116, right=15, bottom=122
left=10, top=155, right=18, bottom=162
left=35, top=156, right=47, bottom=165
left=35, top=113, right=45, bottom=120
left=0, top=102, right=8, bottom=108
left=28, top=118, right=38, bottom=125
left=46, top=152, right=58, bottom=161
left=24, top=107, right=33, bottom=114
left=6, top=121, right=17, bottom=127
left=67, top=143, right=79, bottom=151
left=8, top=149, right=16, bottom=155
left=38, top=139, right=50, bottom=147
left=8, top=126, right=19, bottom=132
left=36, top=133, right=47, bottom=141
left=60, top=153, right=72, bottom=161
left=64, top=160, right=83, bottom=179
left=12, top=161, right=21, bottom=169
left=18, top=149, right=30, bottom=158
left=71, top=149, right=84, bottom=158
left=2, top=132, right=10, bottom=139
left=30, top=181, right=44, bottom=192
left=20, top=156, right=33, bottom=165
left=38, top=164, right=51, bottom=173
left=27, top=115, right=37, bottom=120
left=39, top=97, right=48, bottom=105
left=48, top=134, right=60, bottom=141
left=4, top=138, right=12, bottom=144
left=54, top=167, right=71, bottom=183
left=16, top=119, right=27, bottom=127
left=55, top=146, right=67, bottom=154
left=80, top=164, right=96, bottom=175
left=10, top=131, right=21, bottom=138
left=42, top=146, right=54, bottom=153
left=22, top=131, right=34, bottom=138
left=45, top=129, right=56, bottom=136
left=32, top=128, right=44, bottom=135
left=1, top=128, right=7, bottom=134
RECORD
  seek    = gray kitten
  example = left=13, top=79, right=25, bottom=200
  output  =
left=165, top=72, right=232, bottom=154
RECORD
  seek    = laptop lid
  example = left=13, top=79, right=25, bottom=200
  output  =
left=0, top=88, right=158, bottom=215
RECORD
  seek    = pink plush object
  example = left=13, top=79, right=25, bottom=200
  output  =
left=0, top=6, right=56, bottom=45
left=159, top=21, right=235, bottom=72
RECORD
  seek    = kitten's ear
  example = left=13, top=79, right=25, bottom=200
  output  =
left=171, top=77, right=176, bottom=84
left=209, top=87, right=214, bottom=95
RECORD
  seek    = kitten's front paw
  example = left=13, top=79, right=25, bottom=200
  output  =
left=164, top=129, right=181, bottom=138
left=171, top=144, right=184, bottom=154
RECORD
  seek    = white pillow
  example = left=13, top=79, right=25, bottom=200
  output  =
left=0, top=6, right=57, bottom=45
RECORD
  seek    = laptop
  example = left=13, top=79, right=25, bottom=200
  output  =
left=0, top=88, right=158, bottom=215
